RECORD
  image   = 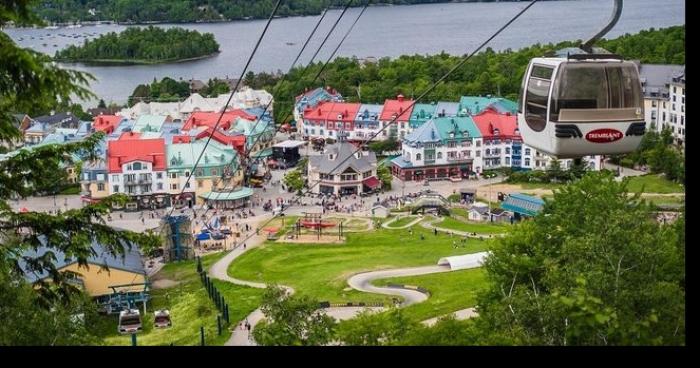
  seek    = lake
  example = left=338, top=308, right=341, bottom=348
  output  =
left=4, top=0, right=685, bottom=105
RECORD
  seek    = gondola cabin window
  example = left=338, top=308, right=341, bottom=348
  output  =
left=524, top=65, right=553, bottom=132
left=549, top=63, right=642, bottom=121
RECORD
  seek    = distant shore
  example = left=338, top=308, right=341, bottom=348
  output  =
left=54, top=51, right=220, bottom=66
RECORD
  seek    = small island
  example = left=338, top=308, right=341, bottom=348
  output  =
left=54, top=26, right=220, bottom=65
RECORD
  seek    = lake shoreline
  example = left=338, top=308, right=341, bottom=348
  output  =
left=54, top=51, right=221, bottom=66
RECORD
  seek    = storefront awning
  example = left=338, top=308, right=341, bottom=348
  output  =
left=363, top=176, right=381, bottom=189
left=199, top=187, right=254, bottom=201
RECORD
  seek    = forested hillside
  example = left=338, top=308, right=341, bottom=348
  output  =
left=36, top=0, right=525, bottom=23
left=54, top=26, right=220, bottom=64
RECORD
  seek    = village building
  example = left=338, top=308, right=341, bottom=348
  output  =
left=308, top=133, right=379, bottom=196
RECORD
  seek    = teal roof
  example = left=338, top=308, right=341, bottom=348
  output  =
left=501, top=193, right=544, bottom=216
left=133, top=115, right=167, bottom=133
left=434, top=116, right=481, bottom=141
left=459, top=96, right=518, bottom=115
left=200, top=187, right=254, bottom=201
left=231, top=117, right=275, bottom=136
left=409, top=103, right=437, bottom=127
left=166, top=140, right=238, bottom=171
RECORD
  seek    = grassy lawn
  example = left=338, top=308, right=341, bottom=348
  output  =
left=641, top=195, right=685, bottom=207
left=625, top=174, right=684, bottom=194
left=386, top=216, right=420, bottom=228
left=373, top=268, right=488, bottom=321
left=94, top=252, right=263, bottom=346
left=516, top=182, right=564, bottom=190
left=437, top=217, right=510, bottom=235
left=228, top=226, right=491, bottom=305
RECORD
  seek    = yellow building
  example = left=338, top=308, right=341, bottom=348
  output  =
left=21, top=238, right=147, bottom=298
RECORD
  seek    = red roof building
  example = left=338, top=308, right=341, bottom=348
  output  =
left=172, top=135, right=192, bottom=144
left=107, top=138, right=166, bottom=173
left=194, top=127, right=246, bottom=154
left=380, top=95, right=415, bottom=123
left=93, top=115, right=123, bottom=134
left=182, top=110, right=256, bottom=131
left=117, top=131, right=142, bottom=140
left=302, top=101, right=361, bottom=132
left=472, top=108, right=521, bottom=141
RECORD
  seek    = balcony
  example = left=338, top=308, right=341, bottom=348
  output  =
left=446, top=156, right=473, bottom=163
left=124, top=177, right=138, bottom=184
left=138, top=177, right=152, bottom=184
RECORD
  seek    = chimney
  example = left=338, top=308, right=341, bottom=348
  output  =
left=397, top=94, right=404, bottom=102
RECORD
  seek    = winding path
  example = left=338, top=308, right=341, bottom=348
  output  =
left=420, top=216, right=506, bottom=238
left=208, top=214, right=488, bottom=346
left=382, top=215, right=424, bottom=230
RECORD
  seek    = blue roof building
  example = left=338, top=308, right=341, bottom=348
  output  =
left=500, top=193, right=545, bottom=217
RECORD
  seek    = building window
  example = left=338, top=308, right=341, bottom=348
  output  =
left=652, top=100, right=657, bottom=107
left=525, top=158, right=531, bottom=166
left=97, top=183, right=105, bottom=191
left=112, top=175, right=119, bottom=181
left=198, top=180, right=203, bottom=188
left=506, top=147, right=511, bottom=154
left=133, top=162, right=142, bottom=170
left=437, top=152, right=443, bottom=159
left=416, top=153, right=422, bottom=160
left=211, top=169, right=217, bottom=176
left=525, top=148, right=531, bottom=155
left=113, top=185, right=119, bottom=193
left=476, top=151, right=481, bottom=157
left=506, top=157, right=511, bottom=165
left=157, top=183, right=163, bottom=190
left=476, top=140, right=481, bottom=147
left=157, top=172, right=163, bottom=179
left=171, top=184, right=178, bottom=190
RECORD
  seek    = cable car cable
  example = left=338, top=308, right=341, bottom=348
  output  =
left=185, top=7, right=332, bottom=220
left=210, top=0, right=540, bottom=250
left=163, top=0, right=283, bottom=221
left=197, top=1, right=370, bottom=225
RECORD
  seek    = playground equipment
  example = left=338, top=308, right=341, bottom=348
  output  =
left=118, top=309, right=143, bottom=334
left=299, top=213, right=336, bottom=229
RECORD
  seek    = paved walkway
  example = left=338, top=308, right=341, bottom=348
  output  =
left=382, top=215, right=424, bottom=230
left=419, top=216, right=505, bottom=238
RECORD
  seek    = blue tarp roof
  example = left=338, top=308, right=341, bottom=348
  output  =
left=501, top=193, right=544, bottom=216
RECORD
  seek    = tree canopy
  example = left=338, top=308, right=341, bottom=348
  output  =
left=1, top=0, right=159, bottom=344
left=246, top=26, right=684, bottom=122
left=475, top=172, right=685, bottom=345
left=33, top=1, right=519, bottom=24
left=54, top=26, right=220, bottom=64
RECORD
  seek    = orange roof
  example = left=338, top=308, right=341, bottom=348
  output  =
left=93, top=115, right=123, bottom=134
left=302, top=101, right=361, bottom=123
left=472, top=108, right=520, bottom=139
left=182, top=110, right=256, bottom=131
left=108, top=138, right=166, bottom=173
left=195, top=127, right=246, bottom=154
left=380, top=95, right=414, bottom=122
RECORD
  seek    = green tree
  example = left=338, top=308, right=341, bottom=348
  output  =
left=253, top=285, right=337, bottom=346
left=283, top=168, right=305, bottom=193
left=0, top=0, right=159, bottom=332
left=377, top=164, right=393, bottom=190
left=475, top=172, right=685, bottom=345
left=97, top=99, right=106, bottom=109
left=335, top=308, right=420, bottom=346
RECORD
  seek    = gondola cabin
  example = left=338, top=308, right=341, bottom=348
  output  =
left=154, top=310, right=172, bottom=328
left=118, top=309, right=143, bottom=334
left=518, top=54, right=645, bottom=158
